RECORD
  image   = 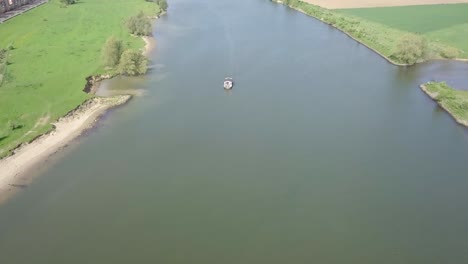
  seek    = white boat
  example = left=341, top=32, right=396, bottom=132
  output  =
left=224, top=77, right=233, bottom=90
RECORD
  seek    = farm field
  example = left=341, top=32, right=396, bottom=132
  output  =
left=303, top=0, right=468, bottom=9
left=0, top=0, right=160, bottom=157
left=339, top=4, right=468, bottom=55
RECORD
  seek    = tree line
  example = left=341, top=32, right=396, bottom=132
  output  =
left=101, top=0, right=168, bottom=76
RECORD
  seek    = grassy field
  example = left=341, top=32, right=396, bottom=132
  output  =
left=423, top=82, right=468, bottom=125
left=278, top=0, right=467, bottom=63
left=302, top=0, right=468, bottom=9
left=339, top=4, right=468, bottom=55
left=0, top=0, right=160, bottom=157
left=277, top=0, right=468, bottom=126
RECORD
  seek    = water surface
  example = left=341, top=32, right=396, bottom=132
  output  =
left=1, top=0, right=468, bottom=263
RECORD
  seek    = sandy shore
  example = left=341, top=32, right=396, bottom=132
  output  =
left=0, top=30, right=157, bottom=202
left=0, top=95, right=131, bottom=203
left=142, top=36, right=156, bottom=57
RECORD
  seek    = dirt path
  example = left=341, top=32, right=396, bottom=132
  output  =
left=303, top=0, right=468, bottom=9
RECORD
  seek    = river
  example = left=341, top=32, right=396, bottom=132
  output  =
left=1, top=0, right=468, bottom=263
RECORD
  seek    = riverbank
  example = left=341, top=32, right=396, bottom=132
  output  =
left=0, top=0, right=162, bottom=202
left=0, top=0, right=161, bottom=158
left=142, top=36, right=157, bottom=57
left=420, top=82, right=468, bottom=127
left=0, top=29, right=156, bottom=203
left=274, top=0, right=467, bottom=66
left=0, top=95, right=132, bottom=203
left=274, top=0, right=468, bottom=127
left=302, top=0, right=468, bottom=9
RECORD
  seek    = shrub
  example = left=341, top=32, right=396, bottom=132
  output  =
left=102, top=37, right=124, bottom=67
left=158, top=0, right=168, bottom=11
left=326, top=16, right=336, bottom=25
left=118, top=49, right=148, bottom=76
left=145, top=0, right=168, bottom=12
left=392, top=34, right=427, bottom=65
left=60, top=0, right=76, bottom=5
left=440, top=46, right=459, bottom=59
left=0, top=49, right=6, bottom=62
left=9, top=121, right=23, bottom=130
left=126, top=11, right=152, bottom=36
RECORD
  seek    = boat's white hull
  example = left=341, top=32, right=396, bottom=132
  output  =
left=224, top=80, right=233, bottom=90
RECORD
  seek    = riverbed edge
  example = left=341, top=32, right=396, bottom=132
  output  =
left=0, top=26, right=158, bottom=202
left=0, top=94, right=133, bottom=204
left=273, top=0, right=468, bottom=127
left=272, top=0, right=468, bottom=66
left=420, top=84, right=468, bottom=127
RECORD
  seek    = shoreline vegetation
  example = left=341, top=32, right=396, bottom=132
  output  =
left=420, top=82, right=468, bottom=127
left=273, top=0, right=468, bottom=127
left=0, top=0, right=165, bottom=159
left=273, top=0, right=467, bottom=65
left=0, top=0, right=166, bottom=202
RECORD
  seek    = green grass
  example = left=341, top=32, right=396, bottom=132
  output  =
left=0, top=0, right=160, bottom=157
left=338, top=4, right=468, bottom=56
left=424, top=82, right=468, bottom=124
left=277, top=0, right=466, bottom=63
left=277, top=0, right=468, bottom=126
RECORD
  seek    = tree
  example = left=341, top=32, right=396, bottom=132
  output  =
left=118, top=49, right=148, bottom=76
left=126, top=11, right=152, bottom=36
left=102, top=37, right=123, bottom=67
left=440, top=46, right=459, bottom=59
left=392, top=34, right=427, bottom=65
left=158, top=0, right=168, bottom=11
left=0, top=49, right=7, bottom=62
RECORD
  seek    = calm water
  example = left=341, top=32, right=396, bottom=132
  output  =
left=1, top=0, right=468, bottom=263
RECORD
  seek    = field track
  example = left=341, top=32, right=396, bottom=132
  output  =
left=303, top=0, right=468, bottom=9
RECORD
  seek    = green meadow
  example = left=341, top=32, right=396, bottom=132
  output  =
left=0, top=0, right=160, bottom=157
left=336, top=4, right=468, bottom=125
left=338, top=4, right=468, bottom=56
left=279, top=0, right=465, bottom=65
left=277, top=0, right=468, bottom=127
left=423, top=82, right=468, bottom=125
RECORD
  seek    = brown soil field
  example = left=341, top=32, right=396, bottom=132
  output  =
left=303, top=0, right=468, bottom=9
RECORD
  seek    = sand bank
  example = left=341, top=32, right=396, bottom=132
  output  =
left=0, top=95, right=131, bottom=203
left=142, top=36, right=157, bottom=57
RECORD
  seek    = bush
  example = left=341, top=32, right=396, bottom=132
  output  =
left=0, top=49, right=7, bottom=62
left=440, top=46, right=459, bottom=59
left=392, top=34, right=427, bottom=65
left=126, top=11, right=152, bottom=36
left=60, top=0, right=76, bottom=5
left=102, top=37, right=124, bottom=67
left=9, top=121, right=23, bottom=130
left=158, top=0, right=168, bottom=11
left=118, top=49, right=148, bottom=76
